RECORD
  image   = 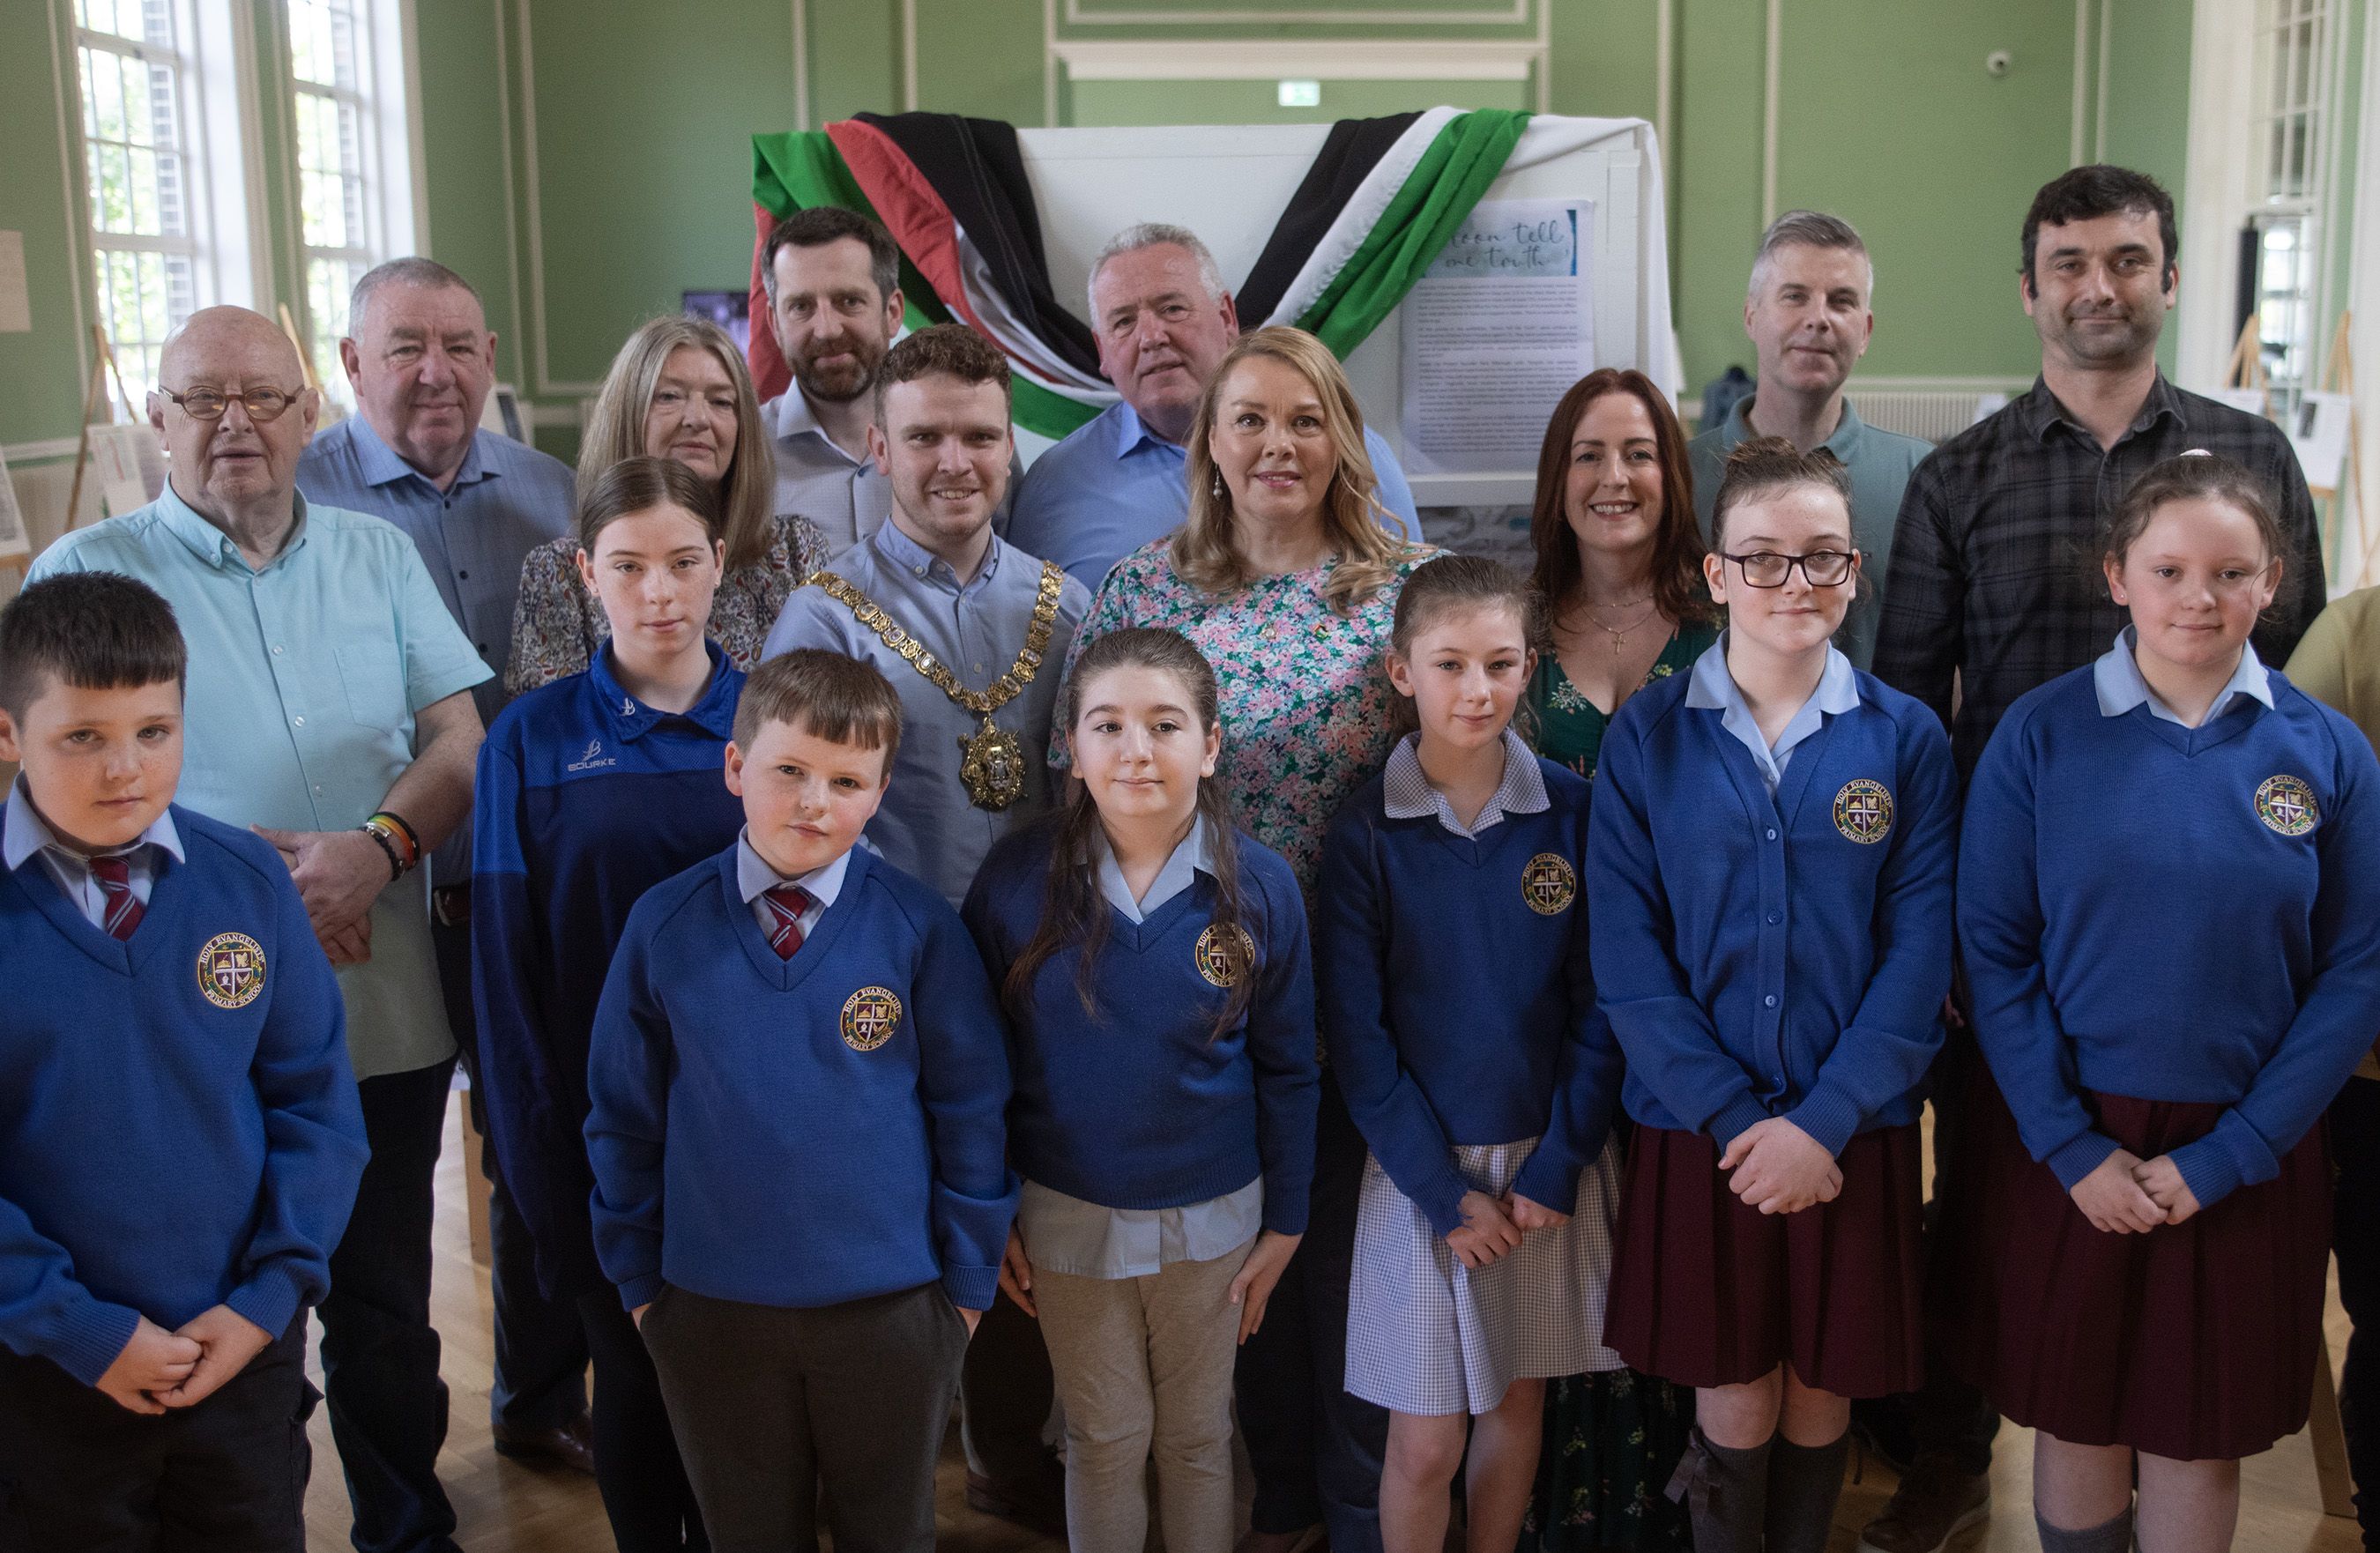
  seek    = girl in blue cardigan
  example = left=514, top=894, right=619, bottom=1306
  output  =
left=1318, top=554, right=1625, bottom=1553
left=963, top=626, right=1320, bottom=1553
left=1588, top=439, right=1958, bottom=1553
left=1950, top=453, right=2380, bottom=1553
left=472, top=456, right=745, bottom=1551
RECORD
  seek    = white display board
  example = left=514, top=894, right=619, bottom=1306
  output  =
left=1016, top=118, right=1675, bottom=507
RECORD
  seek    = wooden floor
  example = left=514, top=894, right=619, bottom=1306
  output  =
left=301, top=1095, right=2368, bottom=1552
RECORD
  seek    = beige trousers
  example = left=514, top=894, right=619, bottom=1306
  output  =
left=1030, top=1237, right=1253, bottom=1553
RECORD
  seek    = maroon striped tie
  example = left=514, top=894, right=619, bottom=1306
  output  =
left=761, top=884, right=812, bottom=959
left=90, top=854, right=144, bottom=941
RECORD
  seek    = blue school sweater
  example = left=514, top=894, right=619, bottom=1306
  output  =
left=0, top=806, right=368, bottom=1386
left=1589, top=667, right=1959, bottom=1153
left=964, top=822, right=1320, bottom=1234
left=1959, top=665, right=2380, bottom=1209
left=585, top=843, right=1019, bottom=1312
left=472, top=644, right=747, bottom=1296
left=1317, top=757, right=1620, bottom=1236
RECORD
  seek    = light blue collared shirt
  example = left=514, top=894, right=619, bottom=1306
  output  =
left=762, top=520, right=1092, bottom=906
left=27, top=481, right=491, bottom=1079
left=1005, top=398, right=1422, bottom=592
left=761, top=387, right=896, bottom=559
left=298, top=413, right=575, bottom=881
left=1685, top=635, right=1863, bottom=796
left=1380, top=727, right=1548, bottom=837
left=1091, top=812, right=1215, bottom=922
left=4, top=776, right=184, bottom=929
left=2093, top=628, right=2274, bottom=727
left=733, top=829, right=855, bottom=943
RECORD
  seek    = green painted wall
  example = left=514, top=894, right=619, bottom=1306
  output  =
left=1069, top=77, right=1528, bottom=126
left=0, top=5, right=86, bottom=450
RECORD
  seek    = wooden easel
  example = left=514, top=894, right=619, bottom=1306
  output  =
left=2223, top=311, right=2271, bottom=411
left=62, top=325, right=140, bottom=530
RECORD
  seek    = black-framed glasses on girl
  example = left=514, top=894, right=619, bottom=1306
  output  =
left=1720, top=549, right=1857, bottom=588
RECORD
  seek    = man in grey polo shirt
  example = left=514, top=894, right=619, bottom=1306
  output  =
left=1687, top=211, right=1928, bottom=670
left=297, top=257, right=594, bottom=1479
left=31, top=304, right=488, bottom=1553
left=758, top=205, right=904, bottom=555
left=763, top=322, right=1085, bottom=1532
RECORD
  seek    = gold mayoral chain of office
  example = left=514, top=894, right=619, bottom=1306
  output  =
left=807, top=561, right=1067, bottom=812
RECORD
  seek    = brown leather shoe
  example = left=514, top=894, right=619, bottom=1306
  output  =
left=1856, top=1453, right=1990, bottom=1553
left=963, top=1468, right=1067, bottom=1538
left=491, top=1413, right=596, bottom=1475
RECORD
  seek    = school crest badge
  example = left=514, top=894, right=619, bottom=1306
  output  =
left=1833, top=779, right=1893, bottom=844
left=197, top=933, right=266, bottom=1009
left=1194, top=924, right=1258, bottom=988
left=2255, top=774, right=2319, bottom=836
left=840, top=985, right=903, bottom=1051
left=1521, top=853, right=1577, bottom=916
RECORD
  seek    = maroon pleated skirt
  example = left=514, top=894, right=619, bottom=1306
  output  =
left=1936, top=1076, right=2333, bottom=1461
left=1604, top=1122, right=1925, bottom=1397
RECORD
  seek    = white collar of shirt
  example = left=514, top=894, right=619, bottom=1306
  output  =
left=869, top=517, right=1005, bottom=594
left=1090, top=813, right=1216, bottom=923
left=4, top=776, right=184, bottom=922
left=1685, top=633, right=1863, bottom=790
left=1380, top=727, right=1549, bottom=837
left=2093, top=627, right=2273, bottom=726
left=735, top=828, right=854, bottom=938
left=764, top=386, right=868, bottom=471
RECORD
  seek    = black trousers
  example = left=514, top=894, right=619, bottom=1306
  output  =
left=957, top=1288, right=1059, bottom=1489
left=318, top=1058, right=461, bottom=1553
left=430, top=911, right=591, bottom=1436
left=1235, top=1070, right=1389, bottom=1553
left=0, top=1316, right=315, bottom=1553
left=577, top=1291, right=709, bottom=1550
left=641, top=1281, right=968, bottom=1553
left=2333, top=1074, right=2380, bottom=1549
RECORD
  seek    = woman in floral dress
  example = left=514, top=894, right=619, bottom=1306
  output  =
left=1060, top=325, right=1430, bottom=1553
left=1522, top=368, right=1717, bottom=1551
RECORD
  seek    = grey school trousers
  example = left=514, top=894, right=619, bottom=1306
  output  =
left=639, top=1280, right=968, bottom=1553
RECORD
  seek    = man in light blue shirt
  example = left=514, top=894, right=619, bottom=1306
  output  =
left=29, top=305, right=488, bottom=1553
left=1006, top=224, right=1418, bottom=592
left=1687, top=212, right=1929, bottom=670
left=296, top=258, right=594, bottom=1476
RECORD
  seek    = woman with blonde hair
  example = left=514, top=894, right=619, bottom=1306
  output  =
left=1059, top=323, right=1432, bottom=1553
left=506, top=315, right=826, bottom=691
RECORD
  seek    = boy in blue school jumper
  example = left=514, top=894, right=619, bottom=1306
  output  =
left=584, top=647, right=1019, bottom=1553
left=0, top=572, right=368, bottom=1552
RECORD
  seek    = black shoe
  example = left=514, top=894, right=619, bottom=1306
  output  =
left=492, top=1413, right=597, bottom=1475
left=964, top=1468, right=1067, bottom=1537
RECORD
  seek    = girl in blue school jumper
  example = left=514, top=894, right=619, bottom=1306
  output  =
left=1316, top=554, right=1625, bottom=1553
left=964, top=626, right=1320, bottom=1553
left=1588, top=438, right=1958, bottom=1553
left=473, top=456, right=745, bottom=1552
left=1947, top=453, right=2380, bottom=1553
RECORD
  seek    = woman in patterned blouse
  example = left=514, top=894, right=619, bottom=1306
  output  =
left=1522, top=368, right=1716, bottom=1553
left=506, top=316, right=825, bottom=692
left=1060, top=325, right=1429, bottom=1553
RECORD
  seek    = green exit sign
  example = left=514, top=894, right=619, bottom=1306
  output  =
left=1277, top=79, right=1321, bottom=108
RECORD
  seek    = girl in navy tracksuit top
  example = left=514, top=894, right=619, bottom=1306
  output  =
left=964, top=626, right=1320, bottom=1553
left=1948, top=454, right=2380, bottom=1553
left=1317, top=555, right=1625, bottom=1553
left=1588, top=440, right=1957, bottom=1553
left=472, top=457, right=744, bottom=1551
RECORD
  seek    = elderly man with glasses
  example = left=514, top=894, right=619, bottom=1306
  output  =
left=30, top=304, right=490, bottom=1553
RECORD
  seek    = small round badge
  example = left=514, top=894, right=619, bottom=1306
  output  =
left=2255, top=774, right=2319, bottom=836
left=197, top=932, right=267, bottom=1009
left=840, top=985, right=903, bottom=1051
left=1833, top=779, right=1894, bottom=844
left=1521, top=853, right=1577, bottom=916
left=1194, top=924, right=1258, bottom=988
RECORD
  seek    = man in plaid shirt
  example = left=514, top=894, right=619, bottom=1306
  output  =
left=1858, top=165, right=2323, bottom=1553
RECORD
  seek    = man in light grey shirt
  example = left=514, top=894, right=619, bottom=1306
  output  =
left=756, top=206, right=904, bottom=554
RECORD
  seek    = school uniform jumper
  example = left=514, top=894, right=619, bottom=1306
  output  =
left=1320, top=732, right=1628, bottom=1416
left=1589, top=643, right=1958, bottom=1397
left=0, top=800, right=368, bottom=1551
left=966, top=816, right=1320, bottom=1553
left=585, top=841, right=1020, bottom=1553
left=1946, top=641, right=2380, bottom=1460
left=472, top=642, right=745, bottom=1549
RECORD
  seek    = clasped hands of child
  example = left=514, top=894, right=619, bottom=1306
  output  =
left=2070, top=1148, right=2202, bottom=1233
left=98, top=1306, right=277, bottom=1416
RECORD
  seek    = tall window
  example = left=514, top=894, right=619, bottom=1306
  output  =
left=288, top=0, right=379, bottom=408
left=74, top=0, right=201, bottom=408
left=2249, top=0, right=2339, bottom=413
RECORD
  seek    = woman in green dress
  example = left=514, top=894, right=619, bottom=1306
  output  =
left=1522, top=368, right=1718, bottom=1551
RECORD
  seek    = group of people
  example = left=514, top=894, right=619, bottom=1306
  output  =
left=1, top=151, right=2375, bottom=1553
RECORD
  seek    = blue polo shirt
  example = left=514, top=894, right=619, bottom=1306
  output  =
left=1005, top=400, right=1421, bottom=591
left=28, top=482, right=492, bottom=1080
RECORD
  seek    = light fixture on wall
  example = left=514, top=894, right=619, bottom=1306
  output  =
left=1277, top=79, right=1321, bottom=108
